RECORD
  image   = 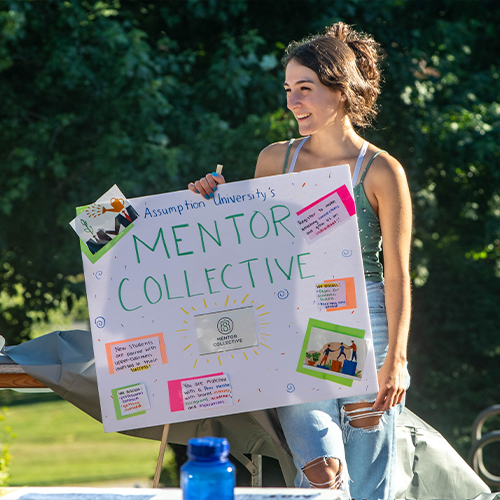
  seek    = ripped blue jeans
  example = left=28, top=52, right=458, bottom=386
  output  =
left=277, top=282, right=410, bottom=499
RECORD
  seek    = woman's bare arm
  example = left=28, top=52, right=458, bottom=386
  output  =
left=365, top=154, right=412, bottom=411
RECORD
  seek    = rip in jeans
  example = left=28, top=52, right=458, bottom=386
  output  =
left=341, top=401, right=386, bottom=443
left=301, top=456, right=347, bottom=492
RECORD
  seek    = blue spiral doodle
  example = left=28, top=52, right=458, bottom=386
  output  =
left=342, top=249, right=353, bottom=257
left=277, top=289, right=289, bottom=300
left=95, top=270, right=103, bottom=280
left=95, top=316, right=105, bottom=328
left=286, top=383, right=295, bottom=393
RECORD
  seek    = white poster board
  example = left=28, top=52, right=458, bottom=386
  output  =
left=80, top=165, right=378, bottom=433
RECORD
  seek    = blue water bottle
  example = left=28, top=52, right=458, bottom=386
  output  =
left=181, top=436, right=235, bottom=500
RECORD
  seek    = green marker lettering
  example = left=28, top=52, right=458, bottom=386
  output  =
left=225, top=213, right=244, bottom=244
left=172, top=224, right=193, bottom=257
left=221, top=264, right=242, bottom=290
left=184, top=270, right=203, bottom=297
left=163, top=274, right=184, bottom=300
left=198, top=221, right=221, bottom=253
left=250, top=211, right=270, bottom=239
left=239, top=258, right=259, bottom=288
left=275, top=256, right=294, bottom=280
left=133, top=228, right=170, bottom=264
left=144, top=276, right=162, bottom=304
left=205, top=268, right=220, bottom=294
left=271, top=204, right=295, bottom=238
left=265, top=257, right=274, bottom=284
left=297, top=252, right=315, bottom=279
left=118, top=278, right=142, bottom=311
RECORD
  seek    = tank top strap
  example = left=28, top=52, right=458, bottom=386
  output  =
left=351, top=141, right=369, bottom=186
left=359, top=150, right=387, bottom=183
left=287, top=136, right=310, bottom=173
left=282, top=139, right=295, bottom=174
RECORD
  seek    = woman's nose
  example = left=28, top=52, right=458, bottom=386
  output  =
left=287, top=92, right=300, bottom=110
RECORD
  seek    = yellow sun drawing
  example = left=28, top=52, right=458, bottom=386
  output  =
left=175, top=293, right=272, bottom=368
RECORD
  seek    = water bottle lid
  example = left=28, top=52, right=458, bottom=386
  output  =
left=187, top=437, right=230, bottom=461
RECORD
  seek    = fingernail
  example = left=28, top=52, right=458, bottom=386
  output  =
left=204, top=195, right=209, bottom=200
left=212, top=187, right=217, bottom=191
left=209, top=192, right=214, bottom=198
left=196, top=190, right=200, bottom=194
left=212, top=172, right=219, bottom=177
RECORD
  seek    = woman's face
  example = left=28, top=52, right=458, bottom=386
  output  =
left=284, top=59, right=344, bottom=136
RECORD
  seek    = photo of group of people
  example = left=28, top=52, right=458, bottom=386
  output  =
left=305, top=340, right=359, bottom=377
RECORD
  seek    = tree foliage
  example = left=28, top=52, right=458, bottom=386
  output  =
left=1, top=0, right=499, bottom=459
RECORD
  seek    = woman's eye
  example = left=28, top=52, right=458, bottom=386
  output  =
left=300, top=87, right=311, bottom=92
left=284, top=88, right=291, bottom=93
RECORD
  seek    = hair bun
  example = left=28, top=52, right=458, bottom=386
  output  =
left=325, top=22, right=352, bottom=42
left=326, top=22, right=381, bottom=84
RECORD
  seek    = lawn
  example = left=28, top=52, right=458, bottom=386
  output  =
left=1, top=394, right=177, bottom=486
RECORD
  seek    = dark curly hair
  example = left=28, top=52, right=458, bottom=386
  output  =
left=282, top=22, right=383, bottom=128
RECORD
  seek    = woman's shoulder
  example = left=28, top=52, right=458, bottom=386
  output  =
left=365, top=146, right=406, bottom=179
left=364, top=145, right=409, bottom=193
left=254, top=139, right=294, bottom=178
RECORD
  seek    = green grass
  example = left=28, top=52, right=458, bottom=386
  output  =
left=3, top=396, right=177, bottom=486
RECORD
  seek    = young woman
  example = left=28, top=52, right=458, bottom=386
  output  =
left=189, top=23, right=412, bottom=500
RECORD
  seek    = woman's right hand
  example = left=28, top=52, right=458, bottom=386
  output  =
left=188, top=172, right=225, bottom=199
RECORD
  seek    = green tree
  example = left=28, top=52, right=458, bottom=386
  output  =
left=0, top=1, right=176, bottom=340
left=365, top=0, right=500, bottom=457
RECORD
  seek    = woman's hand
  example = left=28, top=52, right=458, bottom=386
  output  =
left=188, top=172, right=225, bottom=199
left=372, top=358, right=406, bottom=411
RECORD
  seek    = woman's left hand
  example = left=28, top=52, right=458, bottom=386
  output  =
left=188, top=172, right=225, bottom=199
left=372, top=359, right=406, bottom=411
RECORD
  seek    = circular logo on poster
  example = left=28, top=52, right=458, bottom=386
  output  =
left=217, top=317, right=234, bottom=335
